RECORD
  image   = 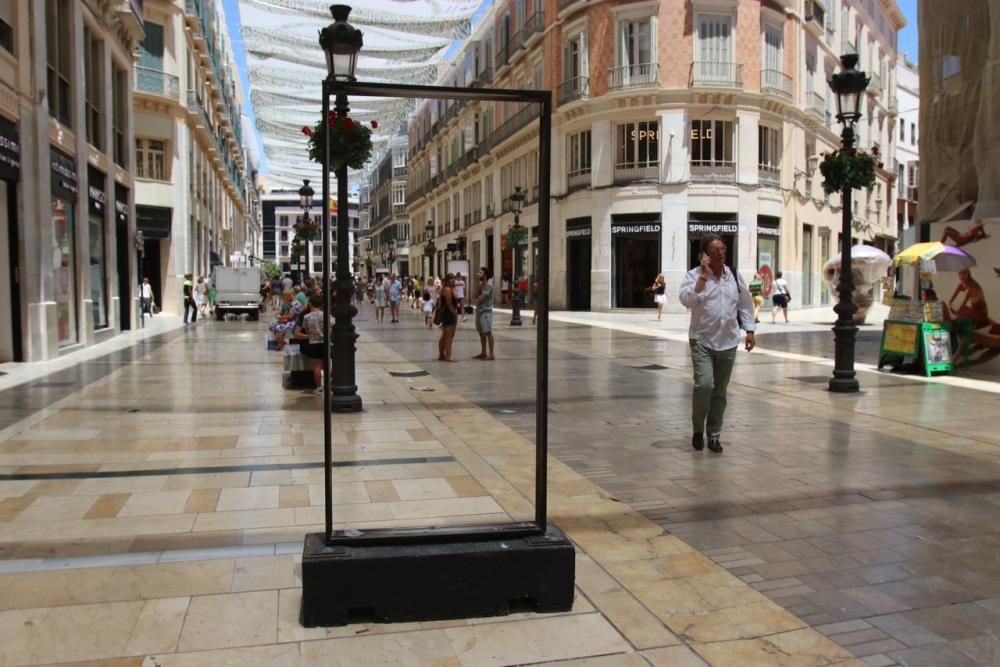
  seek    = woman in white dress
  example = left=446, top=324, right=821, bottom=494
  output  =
left=650, top=273, right=667, bottom=321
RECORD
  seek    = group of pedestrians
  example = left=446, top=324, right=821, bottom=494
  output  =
left=182, top=274, right=216, bottom=324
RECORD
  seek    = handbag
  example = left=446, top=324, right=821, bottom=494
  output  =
left=432, top=300, right=443, bottom=326
left=784, top=290, right=792, bottom=303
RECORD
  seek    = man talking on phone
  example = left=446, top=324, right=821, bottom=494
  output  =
left=678, top=234, right=756, bottom=454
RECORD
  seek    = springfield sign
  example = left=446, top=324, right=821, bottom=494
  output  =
left=612, top=223, right=660, bottom=236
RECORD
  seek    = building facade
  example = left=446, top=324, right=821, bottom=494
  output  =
left=366, top=132, right=412, bottom=277
left=894, top=57, right=917, bottom=237
left=406, top=0, right=905, bottom=311
left=0, top=0, right=144, bottom=363
left=133, top=0, right=253, bottom=314
left=261, top=192, right=360, bottom=280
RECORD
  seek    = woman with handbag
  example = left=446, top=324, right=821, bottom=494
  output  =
left=771, top=271, right=791, bottom=323
left=650, top=274, right=667, bottom=321
left=437, top=273, right=459, bottom=361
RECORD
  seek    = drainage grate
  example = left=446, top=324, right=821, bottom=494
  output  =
left=389, top=370, right=430, bottom=378
left=637, top=364, right=669, bottom=371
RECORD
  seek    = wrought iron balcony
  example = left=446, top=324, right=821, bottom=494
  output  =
left=613, top=163, right=659, bottom=185
left=608, top=63, right=659, bottom=91
left=496, top=44, right=510, bottom=69
left=760, top=69, right=792, bottom=100
left=691, top=160, right=737, bottom=183
left=758, top=164, right=781, bottom=188
left=186, top=90, right=213, bottom=130
left=136, top=67, right=180, bottom=99
left=691, top=61, right=743, bottom=89
left=867, top=73, right=884, bottom=96
left=475, top=67, right=494, bottom=87
left=524, top=12, right=544, bottom=43
left=804, top=0, right=825, bottom=36
left=806, top=91, right=826, bottom=119
left=558, top=77, right=590, bottom=105
left=567, top=169, right=591, bottom=191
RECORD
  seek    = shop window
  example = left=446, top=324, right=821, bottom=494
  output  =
left=691, top=119, right=734, bottom=166
left=112, top=66, right=128, bottom=166
left=135, top=138, right=168, bottom=181
left=0, top=0, right=13, bottom=54
left=84, top=27, right=104, bottom=150
left=52, top=197, right=77, bottom=345
left=615, top=120, right=658, bottom=168
left=46, top=0, right=73, bottom=126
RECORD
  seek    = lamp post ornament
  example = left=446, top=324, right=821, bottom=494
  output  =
left=508, top=186, right=526, bottom=326
left=826, top=53, right=869, bottom=394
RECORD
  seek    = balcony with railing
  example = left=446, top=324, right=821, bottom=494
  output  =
left=613, top=162, right=658, bottom=185
left=690, top=62, right=743, bottom=89
left=867, top=73, right=884, bottom=96
left=523, top=12, right=544, bottom=44
left=506, top=31, right=524, bottom=60
left=760, top=69, right=792, bottom=100
left=567, top=168, right=591, bottom=191
left=691, top=161, right=736, bottom=183
left=475, top=67, right=494, bottom=87
left=804, top=0, right=825, bottom=36
left=558, top=77, right=590, bottom=105
left=136, top=67, right=180, bottom=99
left=842, top=38, right=857, bottom=55
left=608, top=63, right=659, bottom=91
left=806, top=91, right=825, bottom=119
left=758, top=164, right=781, bottom=188
left=186, top=90, right=213, bottom=131
left=496, top=43, right=510, bottom=70
left=492, top=104, right=540, bottom=146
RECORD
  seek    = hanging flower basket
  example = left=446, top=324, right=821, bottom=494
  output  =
left=819, top=146, right=883, bottom=195
left=293, top=219, right=320, bottom=242
left=302, top=116, right=377, bottom=170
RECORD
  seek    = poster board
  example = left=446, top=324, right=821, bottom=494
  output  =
left=880, top=321, right=920, bottom=358
left=921, top=322, right=953, bottom=375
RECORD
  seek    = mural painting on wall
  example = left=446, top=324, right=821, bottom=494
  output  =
left=930, top=220, right=999, bottom=372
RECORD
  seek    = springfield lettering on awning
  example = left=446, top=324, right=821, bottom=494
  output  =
left=689, top=223, right=737, bottom=234
left=757, top=226, right=781, bottom=237
left=612, top=223, right=661, bottom=235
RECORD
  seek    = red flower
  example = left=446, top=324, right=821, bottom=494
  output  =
left=877, top=162, right=884, bottom=169
left=871, top=145, right=880, bottom=156
left=344, top=117, right=356, bottom=131
left=371, top=120, right=378, bottom=129
left=301, top=126, right=313, bottom=137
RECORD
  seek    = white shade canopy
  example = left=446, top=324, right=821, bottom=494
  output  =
left=238, top=0, right=481, bottom=190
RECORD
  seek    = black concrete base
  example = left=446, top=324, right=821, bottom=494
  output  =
left=300, top=526, right=575, bottom=627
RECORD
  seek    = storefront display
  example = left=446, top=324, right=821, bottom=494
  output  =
left=88, top=166, right=108, bottom=330
left=611, top=214, right=660, bottom=308
left=757, top=217, right=780, bottom=304
left=50, top=148, right=78, bottom=346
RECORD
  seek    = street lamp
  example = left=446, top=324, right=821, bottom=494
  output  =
left=135, top=229, right=145, bottom=328
left=424, top=220, right=435, bottom=276
left=828, top=53, right=869, bottom=394
left=508, top=186, right=526, bottom=326
left=298, top=179, right=314, bottom=284
left=319, top=5, right=363, bottom=414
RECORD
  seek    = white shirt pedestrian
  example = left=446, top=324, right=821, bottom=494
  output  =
left=678, top=266, right=756, bottom=351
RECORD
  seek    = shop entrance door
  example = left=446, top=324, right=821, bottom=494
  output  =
left=116, top=213, right=130, bottom=330
left=566, top=236, right=591, bottom=310
left=142, top=238, right=162, bottom=309
left=688, top=233, right=738, bottom=271
left=613, top=236, right=658, bottom=308
left=0, top=181, right=21, bottom=362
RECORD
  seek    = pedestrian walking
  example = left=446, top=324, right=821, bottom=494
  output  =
left=270, top=276, right=283, bottom=311
left=388, top=273, right=402, bottom=323
left=501, top=271, right=511, bottom=305
left=473, top=267, right=495, bottom=360
left=749, top=272, right=763, bottom=323
left=651, top=273, right=667, bottom=321
left=374, top=273, right=388, bottom=323
left=771, top=271, right=791, bottom=323
left=678, top=234, right=755, bottom=454
left=454, top=272, right=467, bottom=321
left=140, top=277, right=154, bottom=316
left=183, top=273, right=197, bottom=323
left=195, top=276, right=208, bottom=316
left=437, top=273, right=459, bottom=361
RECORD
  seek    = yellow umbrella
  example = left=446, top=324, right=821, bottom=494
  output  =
left=893, top=242, right=977, bottom=272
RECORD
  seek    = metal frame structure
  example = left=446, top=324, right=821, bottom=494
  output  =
left=320, top=79, right=552, bottom=547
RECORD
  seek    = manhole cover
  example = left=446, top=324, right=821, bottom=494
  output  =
left=389, top=370, right=430, bottom=378
left=637, top=364, right=669, bottom=371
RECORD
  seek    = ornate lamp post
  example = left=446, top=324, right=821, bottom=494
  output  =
left=508, top=186, right=526, bottom=326
left=298, top=179, right=314, bottom=283
left=319, top=5, right=363, bottom=413
left=828, top=54, right=869, bottom=394
left=135, top=229, right=145, bottom=328
left=424, top=220, right=435, bottom=276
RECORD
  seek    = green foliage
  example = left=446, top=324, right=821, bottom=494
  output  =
left=263, top=262, right=282, bottom=279
left=819, top=147, right=882, bottom=195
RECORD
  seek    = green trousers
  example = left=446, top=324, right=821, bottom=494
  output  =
left=689, top=340, right=738, bottom=438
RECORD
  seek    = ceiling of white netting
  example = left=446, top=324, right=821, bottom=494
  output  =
left=238, top=0, right=483, bottom=191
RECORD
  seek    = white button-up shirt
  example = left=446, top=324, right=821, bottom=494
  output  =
left=678, top=265, right=756, bottom=351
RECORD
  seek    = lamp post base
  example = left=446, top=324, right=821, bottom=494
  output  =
left=330, top=393, right=363, bottom=412
left=510, top=292, right=523, bottom=326
left=828, top=375, right=860, bottom=393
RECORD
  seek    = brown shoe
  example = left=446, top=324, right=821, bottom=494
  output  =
left=692, top=433, right=704, bottom=451
left=707, top=437, right=723, bottom=453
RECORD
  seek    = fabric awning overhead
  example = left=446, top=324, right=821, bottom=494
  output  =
left=237, top=0, right=482, bottom=190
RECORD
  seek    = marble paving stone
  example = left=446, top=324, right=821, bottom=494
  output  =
left=176, top=590, right=278, bottom=651
left=443, top=613, right=630, bottom=667
left=297, top=628, right=460, bottom=666
left=123, top=596, right=191, bottom=655
left=230, top=555, right=297, bottom=592
left=277, top=485, right=310, bottom=508
left=191, top=508, right=294, bottom=533
left=392, top=477, right=460, bottom=501
left=364, top=479, right=401, bottom=503
left=0, top=600, right=144, bottom=666
left=643, top=645, right=712, bottom=666
left=184, top=489, right=220, bottom=513
left=0, top=496, right=35, bottom=521
left=216, top=486, right=280, bottom=512
left=13, top=494, right=100, bottom=522
left=118, top=491, right=192, bottom=517
left=139, top=643, right=302, bottom=666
